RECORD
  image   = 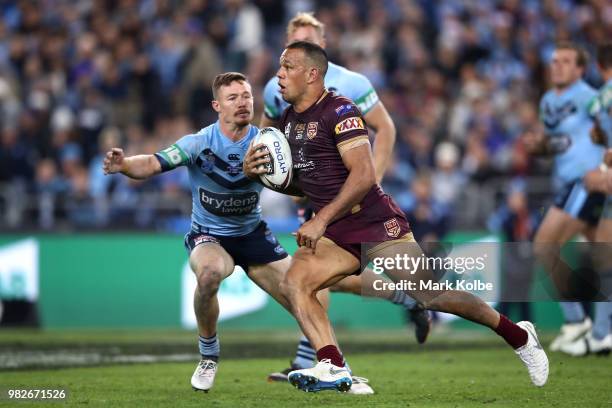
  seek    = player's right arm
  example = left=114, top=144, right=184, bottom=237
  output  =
left=103, top=148, right=161, bottom=179
left=104, top=135, right=196, bottom=179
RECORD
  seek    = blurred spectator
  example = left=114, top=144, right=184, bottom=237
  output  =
left=0, top=0, right=610, bottom=231
left=398, top=171, right=452, bottom=242
left=488, top=179, right=540, bottom=322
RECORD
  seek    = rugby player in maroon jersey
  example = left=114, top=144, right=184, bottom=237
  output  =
left=244, top=41, right=549, bottom=393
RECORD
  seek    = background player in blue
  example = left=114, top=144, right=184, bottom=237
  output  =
left=102, top=72, right=294, bottom=393
left=523, top=42, right=605, bottom=351
left=260, top=12, right=430, bottom=385
left=564, top=42, right=612, bottom=356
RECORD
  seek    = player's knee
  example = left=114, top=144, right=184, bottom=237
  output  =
left=193, top=262, right=225, bottom=294
left=279, top=274, right=309, bottom=302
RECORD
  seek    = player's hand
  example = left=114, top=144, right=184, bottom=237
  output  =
left=243, top=141, right=270, bottom=179
left=103, top=148, right=125, bottom=175
left=590, top=122, right=606, bottom=146
left=604, top=148, right=612, bottom=167
left=584, top=169, right=605, bottom=193
left=521, top=130, right=544, bottom=154
left=296, top=217, right=327, bottom=253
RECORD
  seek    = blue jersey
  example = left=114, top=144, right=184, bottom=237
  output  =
left=588, top=79, right=612, bottom=147
left=154, top=122, right=262, bottom=236
left=539, top=79, right=603, bottom=185
left=263, top=61, right=380, bottom=120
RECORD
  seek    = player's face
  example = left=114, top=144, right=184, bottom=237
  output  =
left=287, top=26, right=325, bottom=48
left=550, top=49, right=583, bottom=88
left=277, top=49, right=309, bottom=104
left=214, top=80, right=254, bottom=127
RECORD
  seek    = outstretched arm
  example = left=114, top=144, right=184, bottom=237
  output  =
left=103, top=148, right=162, bottom=179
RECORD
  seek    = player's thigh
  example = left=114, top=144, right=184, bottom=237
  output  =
left=367, top=234, right=443, bottom=303
left=534, top=206, right=588, bottom=244
left=189, top=242, right=235, bottom=284
left=249, top=255, right=291, bottom=295
left=284, top=238, right=360, bottom=294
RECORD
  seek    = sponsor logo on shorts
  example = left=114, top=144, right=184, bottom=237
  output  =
left=384, top=218, right=401, bottom=238
left=193, top=234, right=220, bottom=247
left=295, top=123, right=305, bottom=140
left=335, top=117, right=364, bottom=135
left=199, top=188, right=259, bottom=216
left=274, top=245, right=285, bottom=255
left=307, top=122, right=318, bottom=139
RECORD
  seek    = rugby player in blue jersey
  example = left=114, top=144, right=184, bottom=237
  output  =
left=261, top=13, right=430, bottom=387
left=522, top=42, right=605, bottom=351
left=564, top=42, right=612, bottom=356
left=103, top=72, right=297, bottom=392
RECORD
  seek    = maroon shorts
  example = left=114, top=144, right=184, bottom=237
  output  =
left=323, top=191, right=411, bottom=264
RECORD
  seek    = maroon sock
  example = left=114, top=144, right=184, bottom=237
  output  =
left=316, top=345, right=344, bottom=367
left=494, top=314, right=528, bottom=349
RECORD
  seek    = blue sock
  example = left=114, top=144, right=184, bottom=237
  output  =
left=292, top=335, right=315, bottom=368
left=559, top=302, right=585, bottom=323
left=391, top=289, right=417, bottom=310
left=199, top=334, right=220, bottom=361
left=592, top=302, right=612, bottom=340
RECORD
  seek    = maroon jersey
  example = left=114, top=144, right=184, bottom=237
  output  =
left=279, top=91, right=374, bottom=214
left=279, top=91, right=411, bottom=262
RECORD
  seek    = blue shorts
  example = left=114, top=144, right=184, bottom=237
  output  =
left=554, top=180, right=605, bottom=226
left=184, top=221, right=288, bottom=272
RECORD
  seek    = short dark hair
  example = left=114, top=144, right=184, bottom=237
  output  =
left=555, top=41, right=589, bottom=68
left=286, top=40, right=328, bottom=77
left=212, top=72, right=248, bottom=99
left=596, top=43, right=612, bottom=70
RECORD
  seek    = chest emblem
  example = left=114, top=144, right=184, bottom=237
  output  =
left=307, top=122, right=318, bottom=139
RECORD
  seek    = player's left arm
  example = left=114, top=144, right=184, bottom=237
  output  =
left=584, top=148, right=612, bottom=193
left=296, top=144, right=375, bottom=251
left=364, top=102, right=396, bottom=184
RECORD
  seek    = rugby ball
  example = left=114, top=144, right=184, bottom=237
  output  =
left=253, top=127, right=293, bottom=191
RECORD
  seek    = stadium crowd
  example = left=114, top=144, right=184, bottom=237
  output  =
left=0, top=0, right=610, bottom=231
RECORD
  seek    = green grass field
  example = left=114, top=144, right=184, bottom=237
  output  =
left=1, top=329, right=611, bottom=407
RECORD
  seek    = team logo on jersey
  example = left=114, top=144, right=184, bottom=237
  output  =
left=307, top=122, right=318, bottom=139
left=284, top=122, right=292, bottom=138
left=335, top=117, right=364, bottom=135
left=335, top=104, right=354, bottom=116
left=295, top=123, right=305, bottom=140
left=226, top=147, right=243, bottom=176
left=199, top=151, right=216, bottom=173
left=542, top=101, right=577, bottom=129
left=384, top=218, right=401, bottom=238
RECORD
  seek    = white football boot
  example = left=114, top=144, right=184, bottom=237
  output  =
left=287, top=359, right=352, bottom=392
left=515, top=321, right=549, bottom=387
left=559, top=332, right=612, bottom=357
left=550, top=318, right=592, bottom=351
left=191, top=359, right=218, bottom=392
left=348, top=376, right=374, bottom=395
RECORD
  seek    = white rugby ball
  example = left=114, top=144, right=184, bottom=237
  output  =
left=253, top=127, right=293, bottom=190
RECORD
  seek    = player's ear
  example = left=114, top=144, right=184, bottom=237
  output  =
left=307, top=67, right=318, bottom=84
left=211, top=99, right=221, bottom=113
